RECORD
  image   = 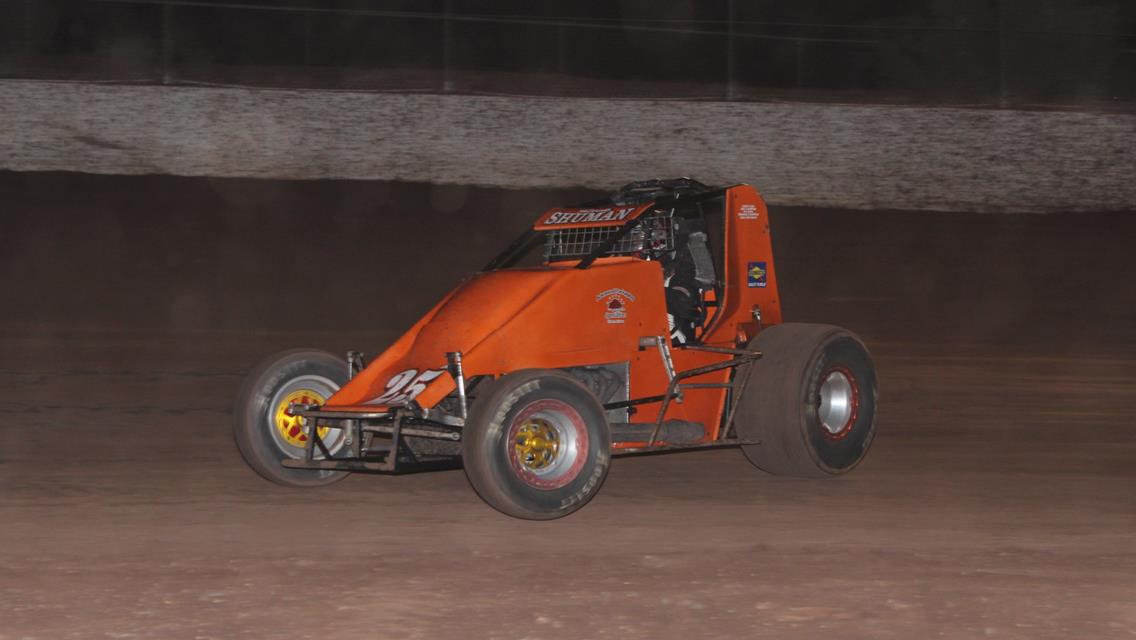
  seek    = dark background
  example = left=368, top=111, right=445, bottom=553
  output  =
left=1, top=0, right=1134, bottom=107
left=3, top=171, right=1133, bottom=353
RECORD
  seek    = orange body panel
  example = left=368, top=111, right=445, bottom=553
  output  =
left=325, top=184, right=782, bottom=446
left=709, top=184, right=783, bottom=341
left=328, top=257, right=670, bottom=409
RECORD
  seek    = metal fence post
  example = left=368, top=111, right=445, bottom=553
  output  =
left=23, top=0, right=33, bottom=56
left=303, top=10, right=311, bottom=68
left=997, top=0, right=1008, bottom=107
left=557, top=22, right=566, bottom=76
left=442, top=0, right=453, bottom=92
left=727, top=0, right=736, bottom=100
left=161, top=3, right=172, bottom=84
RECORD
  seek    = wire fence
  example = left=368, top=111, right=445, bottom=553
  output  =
left=1, top=0, right=1133, bottom=108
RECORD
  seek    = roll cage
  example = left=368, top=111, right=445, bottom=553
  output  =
left=483, top=179, right=730, bottom=277
left=483, top=179, right=731, bottom=345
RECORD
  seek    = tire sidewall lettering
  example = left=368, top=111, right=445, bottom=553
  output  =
left=486, top=379, right=542, bottom=447
left=488, top=379, right=541, bottom=435
left=467, top=373, right=610, bottom=518
left=559, top=450, right=607, bottom=510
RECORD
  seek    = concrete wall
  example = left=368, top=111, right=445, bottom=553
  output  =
left=3, top=79, right=1134, bottom=212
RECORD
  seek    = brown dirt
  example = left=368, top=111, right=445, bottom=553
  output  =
left=1, top=173, right=1133, bottom=639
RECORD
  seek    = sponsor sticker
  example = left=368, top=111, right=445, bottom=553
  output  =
left=738, top=203, right=759, bottom=220
left=747, top=262, right=768, bottom=288
left=595, top=288, right=636, bottom=324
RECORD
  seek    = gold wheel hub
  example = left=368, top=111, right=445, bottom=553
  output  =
left=274, top=389, right=330, bottom=449
left=514, top=418, right=561, bottom=470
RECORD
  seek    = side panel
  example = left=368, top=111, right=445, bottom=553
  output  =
left=627, top=347, right=731, bottom=443
left=326, top=258, right=671, bottom=410
left=704, top=185, right=783, bottom=344
left=624, top=184, right=784, bottom=444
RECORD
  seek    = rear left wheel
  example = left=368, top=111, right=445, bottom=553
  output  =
left=462, top=370, right=611, bottom=520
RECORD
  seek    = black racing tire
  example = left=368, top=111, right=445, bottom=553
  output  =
left=462, top=370, right=611, bottom=520
left=733, top=323, right=877, bottom=477
left=233, top=349, right=350, bottom=487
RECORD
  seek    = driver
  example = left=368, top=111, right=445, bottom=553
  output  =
left=658, top=217, right=702, bottom=344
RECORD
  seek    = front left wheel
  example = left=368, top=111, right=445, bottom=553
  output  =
left=233, top=349, right=350, bottom=487
left=462, top=370, right=612, bottom=520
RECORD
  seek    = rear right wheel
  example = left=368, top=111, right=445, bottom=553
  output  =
left=733, top=323, right=877, bottom=477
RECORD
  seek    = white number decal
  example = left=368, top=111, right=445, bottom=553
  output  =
left=369, top=368, right=446, bottom=406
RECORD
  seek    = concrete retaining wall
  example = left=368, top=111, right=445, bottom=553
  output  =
left=3, top=80, right=1133, bottom=212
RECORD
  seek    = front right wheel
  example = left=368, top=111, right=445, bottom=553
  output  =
left=733, top=323, right=877, bottom=477
left=462, top=370, right=611, bottom=520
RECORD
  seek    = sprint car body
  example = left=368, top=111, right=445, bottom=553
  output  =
left=235, top=179, right=877, bottom=519
left=328, top=181, right=779, bottom=439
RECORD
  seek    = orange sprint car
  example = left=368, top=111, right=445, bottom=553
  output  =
left=234, top=179, right=878, bottom=519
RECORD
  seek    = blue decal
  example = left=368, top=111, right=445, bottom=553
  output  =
left=747, top=261, right=767, bottom=288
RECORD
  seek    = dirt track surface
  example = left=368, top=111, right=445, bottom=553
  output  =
left=1, top=173, right=1134, bottom=638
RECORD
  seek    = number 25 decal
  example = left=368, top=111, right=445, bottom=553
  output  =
left=367, top=368, right=446, bottom=406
